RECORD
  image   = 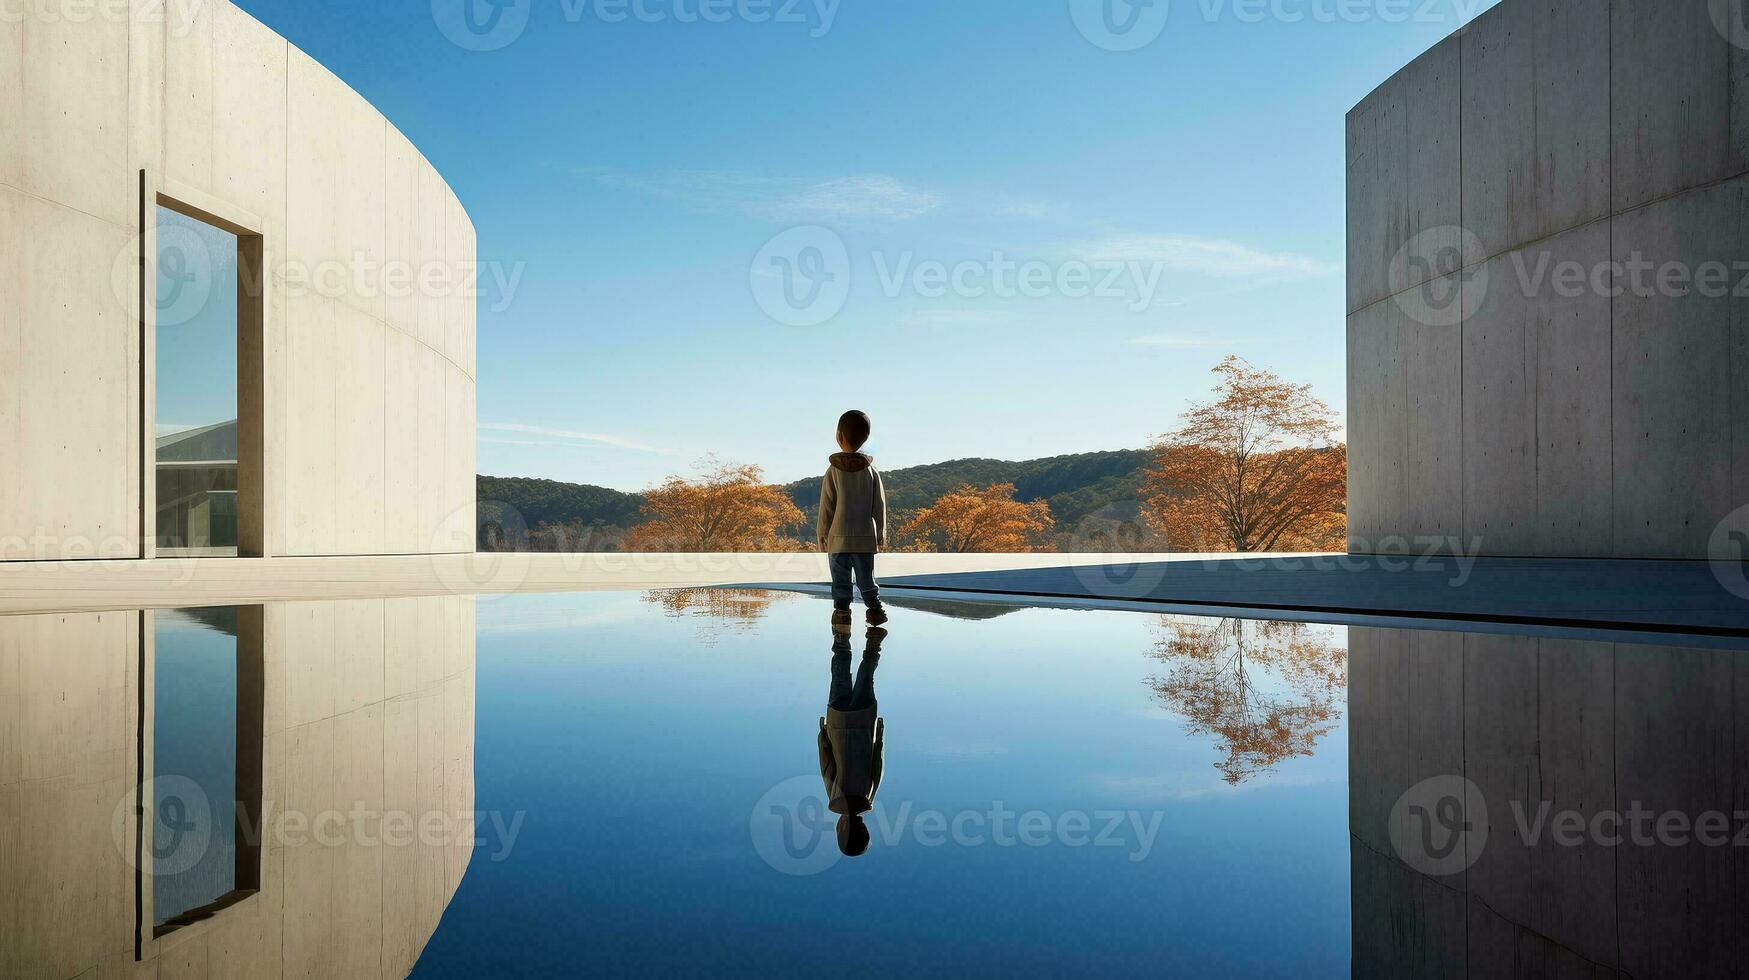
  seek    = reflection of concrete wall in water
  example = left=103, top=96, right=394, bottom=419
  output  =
left=0, top=595, right=477, bottom=978
left=1348, top=626, right=1749, bottom=975
left=1346, top=0, right=1749, bottom=558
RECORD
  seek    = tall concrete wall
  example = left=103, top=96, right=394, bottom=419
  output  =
left=0, top=0, right=476, bottom=560
left=0, top=596, right=477, bottom=978
left=1346, top=0, right=1749, bottom=558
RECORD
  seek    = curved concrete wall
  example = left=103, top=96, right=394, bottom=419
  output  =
left=1346, top=0, right=1749, bottom=558
left=0, top=0, right=476, bottom=559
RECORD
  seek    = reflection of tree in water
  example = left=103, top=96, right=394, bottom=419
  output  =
left=1148, top=617, right=1346, bottom=785
left=643, top=588, right=794, bottom=642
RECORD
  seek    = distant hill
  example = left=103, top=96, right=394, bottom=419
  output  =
left=476, top=448, right=1158, bottom=549
left=476, top=476, right=644, bottom=529
left=785, top=449, right=1154, bottom=528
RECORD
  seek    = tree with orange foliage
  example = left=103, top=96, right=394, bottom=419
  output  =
left=900, top=483, right=1054, bottom=553
left=1141, top=356, right=1346, bottom=552
left=1149, top=616, right=1346, bottom=785
left=626, top=458, right=806, bottom=552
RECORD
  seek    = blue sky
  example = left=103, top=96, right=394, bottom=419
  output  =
left=237, top=0, right=1494, bottom=491
left=156, top=207, right=238, bottom=436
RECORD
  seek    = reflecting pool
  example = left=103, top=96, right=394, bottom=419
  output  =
left=418, top=591, right=1353, bottom=976
left=3, top=589, right=1746, bottom=977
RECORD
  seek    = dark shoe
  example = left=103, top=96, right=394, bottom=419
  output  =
left=832, top=609, right=852, bottom=633
left=865, top=626, right=888, bottom=650
left=865, top=605, right=889, bottom=627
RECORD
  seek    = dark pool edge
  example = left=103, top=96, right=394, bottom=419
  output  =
left=735, top=569, right=1749, bottom=651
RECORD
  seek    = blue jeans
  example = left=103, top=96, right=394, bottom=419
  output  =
left=829, top=553, right=881, bottom=610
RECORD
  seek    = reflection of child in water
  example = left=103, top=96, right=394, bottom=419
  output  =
left=817, top=626, right=886, bottom=857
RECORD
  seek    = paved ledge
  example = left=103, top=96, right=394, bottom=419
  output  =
left=809, top=555, right=1749, bottom=639
left=0, top=551, right=1145, bottom=615
left=9, top=552, right=1742, bottom=642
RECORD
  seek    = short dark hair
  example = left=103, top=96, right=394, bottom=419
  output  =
left=837, top=410, right=871, bottom=450
left=837, top=814, right=871, bottom=857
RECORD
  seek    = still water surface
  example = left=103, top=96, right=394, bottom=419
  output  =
left=413, top=590, right=1351, bottom=975
left=14, top=589, right=1741, bottom=976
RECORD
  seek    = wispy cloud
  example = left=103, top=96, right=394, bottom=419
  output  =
left=479, top=422, right=664, bottom=454
left=579, top=168, right=941, bottom=223
left=1077, top=234, right=1340, bottom=279
left=1126, top=332, right=1257, bottom=348
left=902, top=309, right=1018, bottom=328
left=987, top=193, right=1071, bottom=221
left=785, top=175, right=941, bottom=221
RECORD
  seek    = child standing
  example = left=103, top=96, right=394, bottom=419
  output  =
left=817, top=410, right=889, bottom=631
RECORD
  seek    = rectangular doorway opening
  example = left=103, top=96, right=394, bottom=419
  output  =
left=150, top=196, right=265, bottom=557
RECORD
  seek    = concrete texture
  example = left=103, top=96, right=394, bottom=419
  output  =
left=1348, top=623, right=1749, bottom=976
left=1346, top=33, right=1462, bottom=315
left=1348, top=0, right=1749, bottom=559
left=0, top=595, right=475, bottom=979
left=1610, top=178, right=1739, bottom=556
left=0, top=1, right=475, bottom=561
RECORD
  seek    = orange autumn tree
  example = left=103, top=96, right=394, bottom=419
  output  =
left=626, top=459, right=806, bottom=552
left=1142, top=355, right=1346, bottom=552
left=900, top=483, right=1054, bottom=553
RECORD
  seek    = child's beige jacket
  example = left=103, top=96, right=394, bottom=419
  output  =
left=816, top=452, right=887, bottom=554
